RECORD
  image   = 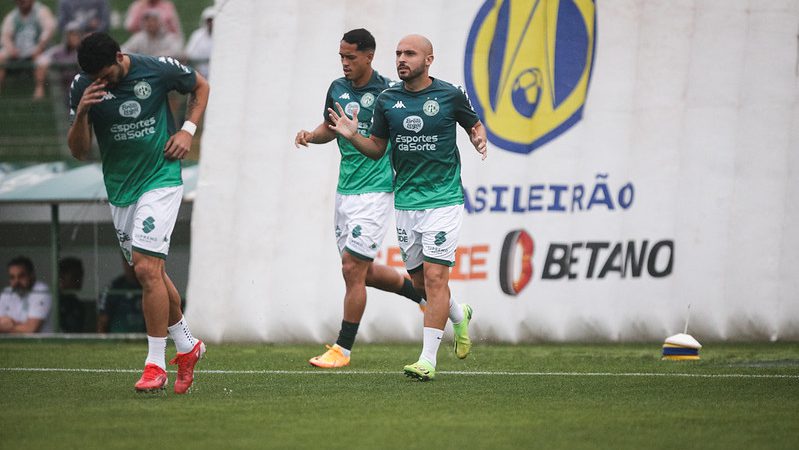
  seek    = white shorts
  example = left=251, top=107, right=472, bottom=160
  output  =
left=110, top=185, right=183, bottom=263
left=334, top=192, right=393, bottom=261
left=395, top=204, right=463, bottom=272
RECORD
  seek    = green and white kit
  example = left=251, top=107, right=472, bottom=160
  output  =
left=370, top=78, right=479, bottom=267
left=395, top=204, right=463, bottom=270
left=69, top=53, right=196, bottom=207
left=335, top=192, right=393, bottom=261
left=69, top=53, right=197, bottom=260
left=324, top=70, right=395, bottom=258
left=111, top=185, right=182, bottom=262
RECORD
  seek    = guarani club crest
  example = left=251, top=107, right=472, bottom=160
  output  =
left=464, top=0, right=596, bottom=154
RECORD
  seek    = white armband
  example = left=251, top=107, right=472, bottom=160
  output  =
left=181, top=121, right=197, bottom=136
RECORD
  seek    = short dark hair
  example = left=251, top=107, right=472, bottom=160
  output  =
left=77, top=32, right=120, bottom=75
left=342, top=28, right=376, bottom=52
left=59, top=257, right=84, bottom=282
left=8, top=256, right=34, bottom=274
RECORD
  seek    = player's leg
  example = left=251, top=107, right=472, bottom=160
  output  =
left=110, top=199, right=167, bottom=392
left=309, top=194, right=364, bottom=368
left=397, top=211, right=436, bottom=380
left=132, top=251, right=170, bottom=392
left=129, top=186, right=185, bottom=392
left=431, top=205, right=472, bottom=359
left=165, top=270, right=205, bottom=394
left=403, top=261, right=448, bottom=381
left=363, top=192, right=424, bottom=305
left=336, top=250, right=371, bottom=357
left=133, top=253, right=168, bottom=336
left=404, top=206, right=472, bottom=381
left=365, top=262, right=425, bottom=306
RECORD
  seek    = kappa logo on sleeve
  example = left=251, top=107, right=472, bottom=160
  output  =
left=465, top=0, right=596, bottom=155
left=158, top=56, right=191, bottom=73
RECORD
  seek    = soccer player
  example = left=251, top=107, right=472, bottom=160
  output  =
left=67, top=32, right=209, bottom=394
left=294, top=29, right=431, bottom=368
left=327, top=34, right=488, bottom=381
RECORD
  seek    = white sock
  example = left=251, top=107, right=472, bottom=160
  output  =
left=145, top=336, right=167, bottom=370
left=168, top=315, right=198, bottom=354
left=449, top=297, right=464, bottom=324
left=333, top=344, right=351, bottom=357
left=420, top=327, right=444, bottom=367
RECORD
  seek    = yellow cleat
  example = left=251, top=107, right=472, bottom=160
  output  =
left=453, top=304, right=473, bottom=359
left=403, top=359, right=436, bottom=381
left=309, top=344, right=350, bottom=368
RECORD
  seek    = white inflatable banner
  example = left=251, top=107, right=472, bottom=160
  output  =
left=187, top=0, right=799, bottom=342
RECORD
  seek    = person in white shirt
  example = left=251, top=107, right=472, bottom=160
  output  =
left=184, top=6, right=214, bottom=78
left=0, top=256, right=52, bottom=333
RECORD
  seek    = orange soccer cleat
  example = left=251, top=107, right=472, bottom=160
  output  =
left=308, top=344, right=351, bottom=368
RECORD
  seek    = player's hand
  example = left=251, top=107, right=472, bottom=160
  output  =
left=294, top=130, right=313, bottom=148
left=471, top=125, right=487, bottom=160
left=327, top=102, right=358, bottom=139
left=164, top=130, right=192, bottom=160
left=76, top=80, right=107, bottom=116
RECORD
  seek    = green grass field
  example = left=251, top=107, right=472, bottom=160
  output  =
left=1, top=341, right=798, bottom=449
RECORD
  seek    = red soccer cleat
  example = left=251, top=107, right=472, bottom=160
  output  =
left=169, top=340, right=206, bottom=394
left=134, top=363, right=168, bottom=393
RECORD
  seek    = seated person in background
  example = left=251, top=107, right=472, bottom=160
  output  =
left=58, top=256, right=85, bottom=333
left=57, top=0, right=109, bottom=34
left=124, top=0, right=181, bottom=36
left=184, top=6, right=214, bottom=78
left=0, top=0, right=56, bottom=96
left=121, top=9, right=183, bottom=59
left=0, top=256, right=52, bottom=333
left=33, top=21, right=82, bottom=101
left=97, top=258, right=144, bottom=333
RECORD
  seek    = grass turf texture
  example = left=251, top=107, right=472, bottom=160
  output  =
left=1, top=341, right=798, bottom=449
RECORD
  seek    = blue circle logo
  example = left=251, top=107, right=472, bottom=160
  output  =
left=464, top=0, right=596, bottom=155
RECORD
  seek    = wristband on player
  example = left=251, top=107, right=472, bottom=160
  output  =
left=181, top=121, right=197, bottom=136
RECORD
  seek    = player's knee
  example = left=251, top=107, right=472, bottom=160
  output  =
left=341, top=257, right=367, bottom=284
left=133, top=259, right=162, bottom=286
left=423, top=267, right=448, bottom=291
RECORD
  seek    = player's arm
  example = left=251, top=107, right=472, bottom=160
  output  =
left=67, top=80, right=107, bottom=161
left=327, top=102, right=387, bottom=160
left=466, top=120, right=488, bottom=160
left=164, top=72, right=210, bottom=160
left=294, top=121, right=336, bottom=148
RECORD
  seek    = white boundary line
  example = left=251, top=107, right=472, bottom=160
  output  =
left=1, top=367, right=797, bottom=378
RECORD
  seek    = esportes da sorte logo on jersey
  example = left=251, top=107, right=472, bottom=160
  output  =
left=464, top=0, right=596, bottom=155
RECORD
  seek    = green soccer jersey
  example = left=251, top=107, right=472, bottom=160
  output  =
left=69, top=54, right=197, bottom=207
left=370, top=78, right=480, bottom=210
left=324, top=70, right=394, bottom=195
